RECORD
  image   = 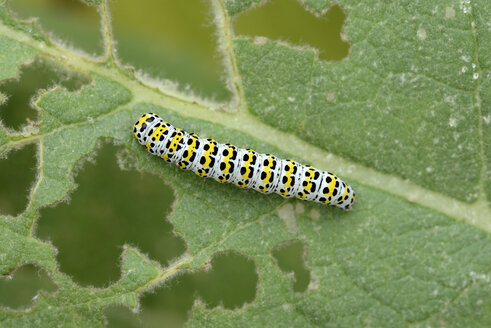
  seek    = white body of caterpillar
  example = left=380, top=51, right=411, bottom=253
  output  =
left=134, top=113, right=355, bottom=210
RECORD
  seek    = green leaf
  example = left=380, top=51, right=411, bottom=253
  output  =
left=36, top=74, right=132, bottom=132
left=0, top=0, right=490, bottom=327
left=0, top=36, right=37, bottom=80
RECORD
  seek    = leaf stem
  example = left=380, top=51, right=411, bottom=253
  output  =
left=211, top=0, right=248, bottom=113
left=99, top=0, right=115, bottom=63
left=134, top=254, right=191, bottom=294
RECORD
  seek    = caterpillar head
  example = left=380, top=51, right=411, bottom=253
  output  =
left=134, top=113, right=160, bottom=146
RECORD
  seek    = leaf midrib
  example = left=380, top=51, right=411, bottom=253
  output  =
left=0, top=7, right=489, bottom=233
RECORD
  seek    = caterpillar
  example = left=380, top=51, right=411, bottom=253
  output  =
left=133, top=113, right=355, bottom=210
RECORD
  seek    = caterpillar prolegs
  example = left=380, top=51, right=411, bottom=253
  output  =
left=133, top=113, right=355, bottom=210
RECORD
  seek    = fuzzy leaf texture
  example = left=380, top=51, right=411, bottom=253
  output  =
left=0, top=0, right=490, bottom=327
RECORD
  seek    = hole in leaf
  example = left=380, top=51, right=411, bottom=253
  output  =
left=0, top=57, right=89, bottom=131
left=233, top=0, right=349, bottom=61
left=194, top=251, right=258, bottom=309
left=35, top=142, right=185, bottom=287
left=0, top=143, right=37, bottom=216
left=103, top=305, right=141, bottom=328
left=109, top=0, right=231, bottom=101
left=0, top=264, right=57, bottom=309
left=9, top=0, right=103, bottom=55
left=104, top=251, right=258, bottom=328
left=271, top=239, right=311, bottom=293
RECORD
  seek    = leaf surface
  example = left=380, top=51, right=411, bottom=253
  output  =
left=0, top=0, right=489, bottom=327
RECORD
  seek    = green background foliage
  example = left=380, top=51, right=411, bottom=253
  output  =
left=0, top=0, right=490, bottom=327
